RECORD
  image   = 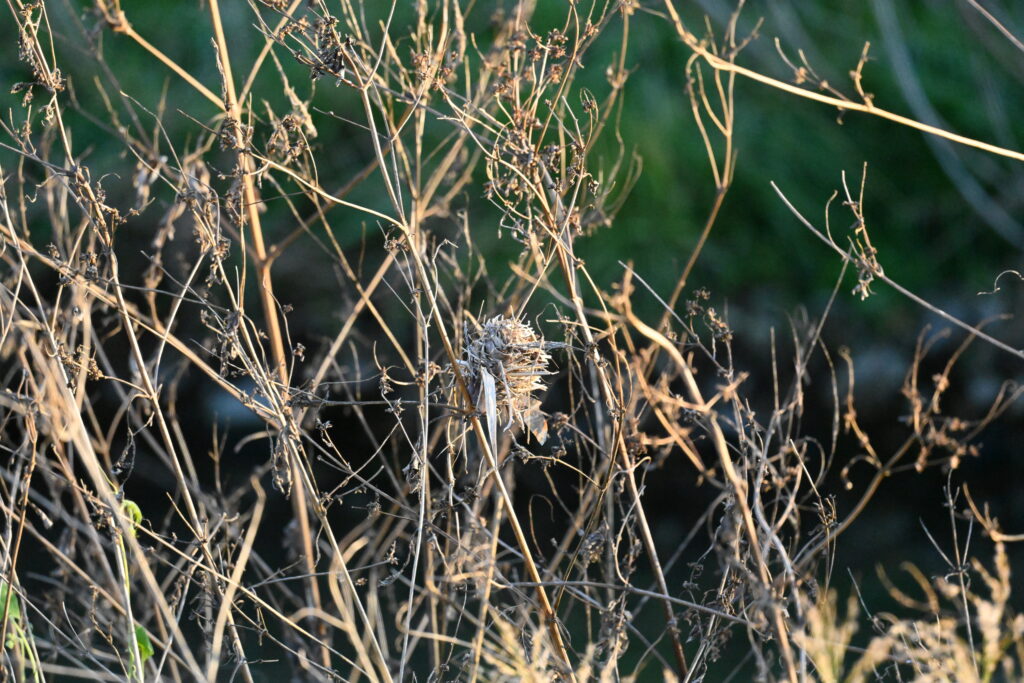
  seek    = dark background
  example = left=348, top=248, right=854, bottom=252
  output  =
left=3, top=0, right=1024, bottom=679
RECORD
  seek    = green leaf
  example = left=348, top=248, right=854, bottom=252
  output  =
left=0, top=581, right=24, bottom=650
left=122, top=499, right=143, bottom=535
left=0, top=582, right=22, bottom=622
left=134, top=625, right=153, bottom=663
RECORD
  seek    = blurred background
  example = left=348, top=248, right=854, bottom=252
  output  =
left=3, top=0, right=1024, bottom=678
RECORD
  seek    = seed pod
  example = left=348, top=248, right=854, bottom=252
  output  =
left=460, top=315, right=554, bottom=437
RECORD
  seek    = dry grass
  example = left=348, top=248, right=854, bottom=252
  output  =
left=1, top=0, right=1023, bottom=681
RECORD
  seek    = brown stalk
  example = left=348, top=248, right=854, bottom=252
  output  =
left=341, top=32, right=578, bottom=677
left=206, top=1, right=339, bottom=675
left=661, top=0, right=1024, bottom=164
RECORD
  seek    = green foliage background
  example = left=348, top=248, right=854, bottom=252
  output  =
left=5, top=1, right=1021, bottom=327
left=3, top=1, right=1024, bottom=679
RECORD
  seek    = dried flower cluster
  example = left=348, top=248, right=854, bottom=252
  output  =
left=459, top=315, right=553, bottom=432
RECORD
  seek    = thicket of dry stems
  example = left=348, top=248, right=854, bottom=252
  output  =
left=2, top=0, right=1023, bottom=681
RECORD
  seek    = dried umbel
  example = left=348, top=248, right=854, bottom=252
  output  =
left=459, top=315, right=554, bottom=436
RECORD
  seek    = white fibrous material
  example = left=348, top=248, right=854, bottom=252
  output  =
left=459, top=315, right=553, bottom=435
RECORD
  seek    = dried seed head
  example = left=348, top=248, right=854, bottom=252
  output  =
left=460, top=315, right=553, bottom=430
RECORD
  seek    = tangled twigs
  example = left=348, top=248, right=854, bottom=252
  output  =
left=662, top=0, right=1024, bottom=164
left=3, top=1, right=1024, bottom=680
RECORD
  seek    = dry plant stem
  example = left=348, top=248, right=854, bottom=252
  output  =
left=34, top=664, right=119, bottom=682
left=109, top=19, right=223, bottom=110
left=625, top=305, right=799, bottom=683
left=665, top=50, right=736, bottom=317
left=14, top=86, right=223, bottom=676
left=289, top=445, right=393, bottom=681
left=964, top=485, right=1024, bottom=543
left=17, top=292, right=204, bottom=677
left=205, top=479, right=266, bottom=681
left=421, top=259, right=576, bottom=678
left=0, top=433, right=36, bottom=665
left=206, top=1, right=332, bottom=673
left=0, top=226, right=281, bottom=422
left=109, top=254, right=255, bottom=683
left=253, top=155, right=402, bottom=227
left=514, top=581, right=753, bottom=626
left=469, top=496, right=505, bottom=681
left=663, top=12, right=740, bottom=323
left=348, top=42, right=576, bottom=676
left=661, top=0, right=1024, bottom=164
left=206, top=0, right=287, bottom=387
left=238, top=0, right=307, bottom=104
left=551, top=256, right=689, bottom=675
left=403, top=25, right=456, bottom=667
left=56, top=92, right=256, bottom=676
left=965, top=0, right=1024, bottom=53
left=398, top=223, right=432, bottom=681
left=532, top=153, right=690, bottom=674
left=771, top=183, right=1024, bottom=363
left=666, top=187, right=728, bottom=318
left=10, top=12, right=250, bottom=678
left=421, top=478, right=442, bottom=675
left=298, top=252, right=397, bottom=422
